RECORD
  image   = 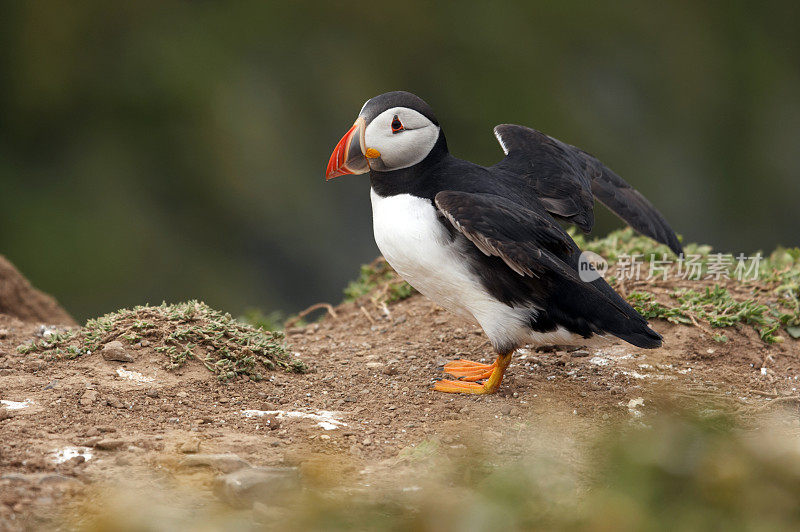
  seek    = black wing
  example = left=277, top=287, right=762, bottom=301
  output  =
left=434, top=191, right=578, bottom=280
left=492, top=124, right=682, bottom=255
left=434, top=191, right=662, bottom=349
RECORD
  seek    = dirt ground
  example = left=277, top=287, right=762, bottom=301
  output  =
left=1, top=261, right=799, bottom=529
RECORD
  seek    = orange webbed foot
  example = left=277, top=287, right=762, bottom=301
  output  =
left=434, top=353, right=512, bottom=395
left=443, top=359, right=496, bottom=381
left=434, top=379, right=492, bottom=394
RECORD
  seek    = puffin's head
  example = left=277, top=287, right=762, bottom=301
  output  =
left=325, top=91, right=442, bottom=180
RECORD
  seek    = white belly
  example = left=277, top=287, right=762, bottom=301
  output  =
left=370, top=189, right=552, bottom=351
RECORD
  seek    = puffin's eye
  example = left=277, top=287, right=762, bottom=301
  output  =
left=391, top=115, right=404, bottom=133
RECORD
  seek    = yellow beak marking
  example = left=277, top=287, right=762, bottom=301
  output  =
left=365, top=148, right=381, bottom=159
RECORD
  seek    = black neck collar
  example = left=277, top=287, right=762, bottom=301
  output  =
left=369, top=132, right=450, bottom=199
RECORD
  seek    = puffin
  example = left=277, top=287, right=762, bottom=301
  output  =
left=325, top=91, right=681, bottom=395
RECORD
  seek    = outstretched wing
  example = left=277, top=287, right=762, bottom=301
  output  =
left=492, top=124, right=682, bottom=255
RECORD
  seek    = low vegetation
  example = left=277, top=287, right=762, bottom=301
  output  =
left=343, top=257, right=415, bottom=304
left=569, top=227, right=800, bottom=343
left=17, top=300, right=304, bottom=381
left=629, top=287, right=784, bottom=343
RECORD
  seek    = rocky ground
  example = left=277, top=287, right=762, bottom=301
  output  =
left=1, top=252, right=800, bottom=530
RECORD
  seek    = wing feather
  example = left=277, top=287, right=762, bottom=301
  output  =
left=492, top=124, right=682, bottom=255
left=434, top=191, right=580, bottom=282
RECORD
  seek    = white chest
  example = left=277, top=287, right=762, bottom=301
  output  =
left=369, top=189, right=482, bottom=319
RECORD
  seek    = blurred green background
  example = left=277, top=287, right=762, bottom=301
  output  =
left=1, top=1, right=798, bottom=322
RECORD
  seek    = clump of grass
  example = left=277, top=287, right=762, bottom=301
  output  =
left=17, top=300, right=305, bottom=381
left=343, top=257, right=414, bottom=304
left=629, top=286, right=784, bottom=343
left=569, top=227, right=800, bottom=343
left=239, top=307, right=286, bottom=332
left=763, top=246, right=800, bottom=338
left=569, top=226, right=703, bottom=262
left=16, top=330, right=77, bottom=355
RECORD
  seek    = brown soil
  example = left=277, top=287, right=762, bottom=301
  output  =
left=0, top=261, right=799, bottom=529
left=0, top=256, right=76, bottom=326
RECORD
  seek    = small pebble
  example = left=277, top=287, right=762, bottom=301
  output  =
left=100, top=341, right=134, bottom=363
left=80, top=390, right=98, bottom=407
left=95, top=438, right=125, bottom=450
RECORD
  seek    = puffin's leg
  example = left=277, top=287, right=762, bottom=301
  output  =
left=434, top=353, right=513, bottom=394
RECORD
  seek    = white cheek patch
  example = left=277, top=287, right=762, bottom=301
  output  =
left=374, top=127, right=440, bottom=170
left=365, top=108, right=440, bottom=171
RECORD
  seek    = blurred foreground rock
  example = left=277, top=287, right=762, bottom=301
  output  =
left=213, top=467, right=299, bottom=509
left=181, top=454, right=251, bottom=473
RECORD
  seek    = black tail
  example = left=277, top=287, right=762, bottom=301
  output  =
left=590, top=276, right=662, bottom=348
left=610, top=322, right=662, bottom=349
left=537, top=268, right=663, bottom=349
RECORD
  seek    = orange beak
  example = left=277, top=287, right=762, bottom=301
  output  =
left=325, top=117, right=369, bottom=180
